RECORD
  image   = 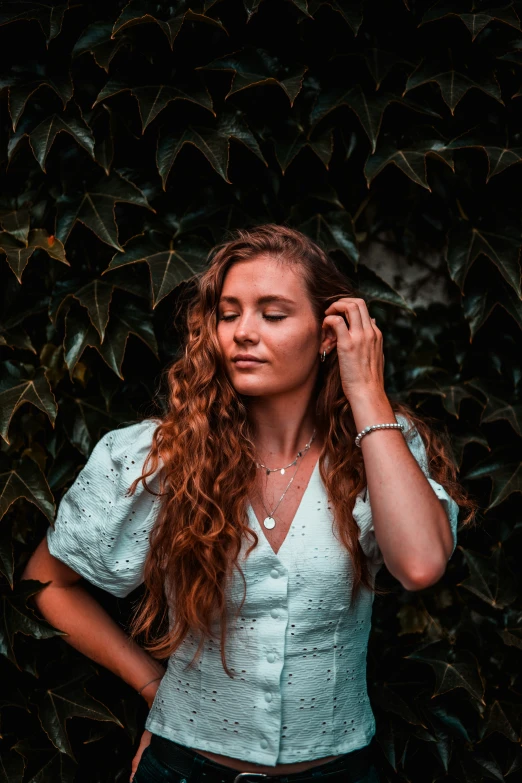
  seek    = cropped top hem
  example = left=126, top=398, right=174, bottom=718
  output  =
left=144, top=717, right=376, bottom=767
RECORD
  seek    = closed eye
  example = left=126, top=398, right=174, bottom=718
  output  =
left=219, top=315, right=287, bottom=322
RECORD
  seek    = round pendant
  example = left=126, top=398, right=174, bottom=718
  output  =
left=263, top=516, right=276, bottom=530
left=281, top=468, right=285, bottom=475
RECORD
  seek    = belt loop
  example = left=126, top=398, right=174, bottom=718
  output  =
left=187, top=755, right=206, bottom=783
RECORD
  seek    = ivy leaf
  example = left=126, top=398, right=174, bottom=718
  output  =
left=364, top=130, right=454, bottom=190
left=463, top=447, right=522, bottom=509
left=466, top=379, right=522, bottom=436
left=0, top=206, right=31, bottom=244
left=72, top=21, right=130, bottom=73
left=404, top=60, right=503, bottom=114
left=273, top=121, right=334, bottom=173
left=406, top=641, right=486, bottom=703
left=0, top=228, right=68, bottom=284
left=478, top=699, right=522, bottom=742
left=444, top=129, right=522, bottom=180
left=1, top=66, right=73, bottom=132
left=0, top=2, right=67, bottom=45
left=0, top=456, right=55, bottom=529
left=462, top=273, right=522, bottom=337
left=92, top=78, right=215, bottom=134
left=0, top=580, right=65, bottom=668
left=310, top=86, right=442, bottom=153
left=103, top=232, right=210, bottom=308
left=64, top=298, right=158, bottom=380
left=446, top=223, right=522, bottom=297
left=419, top=2, right=521, bottom=41
left=298, top=210, right=359, bottom=266
left=322, top=0, right=364, bottom=35
left=73, top=279, right=114, bottom=342
left=112, top=0, right=227, bottom=49
left=356, top=47, right=416, bottom=89
left=0, top=747, right=25, bottom=783
left=10, top=738, right=77, bottom=783
left=196, top=47, right=308, bottom=105
left=55, top=170, right=155, bottom=250
left=157, top=109, right=267, bottom=188
left=0, top=365, right=57, bottom=445
left=458, top=546, right=518, bottom=606
left=8, top=111, right=95, bottom=173
left=34, top=675, right=123, bottom=759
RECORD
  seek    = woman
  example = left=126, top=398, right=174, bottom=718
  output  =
left=22, top=224, right=475, bottom=783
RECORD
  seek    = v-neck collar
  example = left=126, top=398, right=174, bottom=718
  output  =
left=247, top=456, right=321, bottom=562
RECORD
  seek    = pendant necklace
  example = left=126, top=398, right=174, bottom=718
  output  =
left=255, top=428, right=316, bottom=530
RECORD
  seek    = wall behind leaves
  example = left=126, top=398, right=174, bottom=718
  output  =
left=1, top=0, right=521, bottom=781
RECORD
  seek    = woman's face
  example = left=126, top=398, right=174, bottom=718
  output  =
left=216, top=255, right=326, bottom=398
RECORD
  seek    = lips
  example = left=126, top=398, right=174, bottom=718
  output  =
left=233, top=356, right=265, bottom=362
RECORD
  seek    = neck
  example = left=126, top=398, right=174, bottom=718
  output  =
left=246, top=390, right=321, bottom=464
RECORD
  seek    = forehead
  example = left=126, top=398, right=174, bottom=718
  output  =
left=219, top=256, right=306, bottom=300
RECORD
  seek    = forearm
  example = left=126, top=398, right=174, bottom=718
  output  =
left=33, top=582, right=165, bottom=705
left=349, top=389, right=453, bottom=588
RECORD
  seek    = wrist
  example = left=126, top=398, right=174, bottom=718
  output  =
left=347, top=389, right=395, bottom=432
left=140, top=677, right=163, bottom=708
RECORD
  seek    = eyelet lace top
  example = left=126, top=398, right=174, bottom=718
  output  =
left=46, top=413, right=459, bottom=766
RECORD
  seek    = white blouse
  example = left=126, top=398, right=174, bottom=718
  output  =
left=46, top=414, right=459, bottom=766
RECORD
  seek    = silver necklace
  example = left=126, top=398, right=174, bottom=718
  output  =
left=255, top=428, right=316, bottom=530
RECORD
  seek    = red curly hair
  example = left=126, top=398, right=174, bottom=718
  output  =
left=126, top=223, right=478, bottom=677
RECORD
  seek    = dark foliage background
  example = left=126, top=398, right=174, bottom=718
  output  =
left=0, top=0, right=521, bottom=781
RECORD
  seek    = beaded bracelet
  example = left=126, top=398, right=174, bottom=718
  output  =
left=355, top=421, right=404, bottom=448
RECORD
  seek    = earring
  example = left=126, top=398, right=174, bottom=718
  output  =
left=320, top=350, right=327, bottom=362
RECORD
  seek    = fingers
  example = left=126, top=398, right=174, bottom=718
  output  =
left=324, top=297, right=374, bottom=334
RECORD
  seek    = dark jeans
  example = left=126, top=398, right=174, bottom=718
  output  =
left=133, top=734, right=381, bottom=783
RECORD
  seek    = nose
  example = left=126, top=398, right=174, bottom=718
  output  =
left=232, top=313, right=260, bottom=343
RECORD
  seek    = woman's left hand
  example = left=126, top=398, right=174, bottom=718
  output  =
left=322, top=297, right=384, bottom=400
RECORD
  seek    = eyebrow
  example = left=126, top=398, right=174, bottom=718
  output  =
left=218, top=295, right=296, bottom=305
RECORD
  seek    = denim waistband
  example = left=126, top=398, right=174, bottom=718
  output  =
left=149, top=734, right=374, bottom=783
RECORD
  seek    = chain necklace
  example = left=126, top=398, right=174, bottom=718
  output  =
left=254, top=428, right=316, bottom=530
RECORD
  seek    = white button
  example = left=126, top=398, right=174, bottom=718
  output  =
left=265, top=692, right=272, bottom=702
left=270, top=608, right=279, bottom=618
left=260, top=739, right=269, bottom=749
left=270, top=569, right=279, bottom=578
left=267, top=652, right=276, bottom=663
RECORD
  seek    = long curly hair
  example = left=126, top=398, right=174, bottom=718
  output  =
left=126, top=223, right=478, bottom=677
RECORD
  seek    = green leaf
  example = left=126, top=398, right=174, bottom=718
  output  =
left=157, top=109, right=267, bottom=187
left=97, top=298, right=158, bottom=378
left=0, top=456, right=55, bottom=526
left=34, top=675, right=123, bottom=759
left=420, top=3, right=521, bottom=41
left=322, top=0, right=364, bottom=35
left=71, top=21, right=129, bottom=73
left=103, top=232, right=210, bottom=308
left=0, top=747, right=25, bottom=783
left=466, top=379, right=522, bottom=436
left=406, top=641, right=486, bottom=703
left=297, top=210, right=359, bottom=266
left=310, top=86, right=442, bottom=153
left=92, top=78, right=215, bottom=134
left=0, top=365, right=57, bottom=445
left=2, top=68, right=73, bottom=132
left=364, top=130, right=454, bottom=189
left=461, top=273, right=522, bottom=337
left=112, top=0, right=227, bottom=49
left=463, top=448, right=522, bottom=509
left=0, top=229, right=68, bottom=284
left=0, top=2, right=67, bottom=45
left=55, top=171, right=154, bottom=250
left=10, top=738, right=77, bottom=783
left=458, top=546, right=518, bottom=606
left=0, top=580, right=65, bottom=668
left=73, top=279, right=114, bottom=342
left=273, top=122, right=334, bottom=173
left=445, top=223, right=522, bottom=296
left=444, top=130, right=522, bottom=181
left=0, top=206, right=31, bottom=244
left=14, top=112, right=95, bottom=173
left=404, top=60, right=503, bottom=114
left=196, top=47, right=308, bottom=105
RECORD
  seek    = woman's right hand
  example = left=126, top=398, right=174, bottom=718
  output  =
left=130, top=729, right=152, bottom=782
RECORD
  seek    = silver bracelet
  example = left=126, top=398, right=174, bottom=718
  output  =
left=137, top=676, right=163, bottom=696
left=355, top=422, right=404, bottom=448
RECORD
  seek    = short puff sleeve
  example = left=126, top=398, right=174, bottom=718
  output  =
left=46, top=419, right=162, bottom=598
left=354, top=412, right=460, bottom=567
